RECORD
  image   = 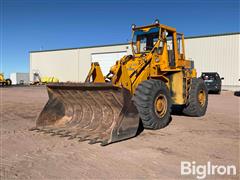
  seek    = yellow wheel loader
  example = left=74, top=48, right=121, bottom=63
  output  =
left=31, top=20, right=208, bottom=145
left=0, top=73, right=12, bottom=86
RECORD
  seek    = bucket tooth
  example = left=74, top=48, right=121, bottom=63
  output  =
left=38, top=128, right=49, bottom=132
left=77, top=131, right=99, bottom=141
left=58, top=131, right=71, bottom=136
left=48, top=129, right=62, bottom=134
left=42, top=129, right=55, bottom=134
left=56, top=132, right=66, bottom=136
left=42, top=131, right=49, bottom=134
left=78, top=138, right=86, bottom=142
left=68, top=134, right=77, bottom=140
left=59, top=134, right=71, bottom=137
left=29, top=127, right=39, bottom=131
left=75, top=132, right=90, bottom=139
left=84, top=132, right=106, bottom=142
left=100, top=139, right=109, bottom=146
left=88, top=138, right=100, bottom=144
left=78, top=135, right=90, bottom=142
left=55, top=130, right=67, bottom=135
left=59, top=135, right=66, bottom=138
left=50, top=132, right=57, bottom=136
left=47, top=129, right=57, bottom=134
left=44, top=129, right=54, bottom=133
left=55, top=132, right=63, bottom=136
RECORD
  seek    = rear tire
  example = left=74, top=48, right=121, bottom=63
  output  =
left=5, top=79, right=12, bottom=86
left=183, top=78, right=208, bottom=117
left=133, top=79, right=172, bottom=129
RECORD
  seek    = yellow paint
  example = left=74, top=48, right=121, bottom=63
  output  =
left=0, top=73, right=11, bottom=85
left=85, top=21, right=198, bottom=105
left=85, top=62, right=105, bottom=83
left=170, top=71, right=185, bottom=104
left=0, top=73, right=4, bottom=82
left=41, top=77, right=59, bottom=83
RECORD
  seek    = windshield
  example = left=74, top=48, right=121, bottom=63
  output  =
left=132, top=27, right=160, bottom=54
left=202, top=73, right=219, bottom=82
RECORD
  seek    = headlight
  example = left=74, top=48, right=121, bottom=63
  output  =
left=155, top=19, right=159, bottom=24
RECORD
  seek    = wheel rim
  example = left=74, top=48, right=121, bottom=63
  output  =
left=154, top=94, right=168, bottom=118
left=198, top=89, right=206, bottom=107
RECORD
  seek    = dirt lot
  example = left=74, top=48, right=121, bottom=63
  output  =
left=0, top=86, right=239, bottom=179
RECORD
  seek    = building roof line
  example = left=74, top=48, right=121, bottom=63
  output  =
left=30, top=32, right=240, bottom=53
left=185, top=32, right=240, bottom=39
left=30, top=43, right=129, bottom=53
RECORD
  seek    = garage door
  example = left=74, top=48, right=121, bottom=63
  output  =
left=91, top=51, right=127, bottom=76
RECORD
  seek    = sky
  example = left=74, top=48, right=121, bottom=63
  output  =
left=1, top=0, right=239, bottom=78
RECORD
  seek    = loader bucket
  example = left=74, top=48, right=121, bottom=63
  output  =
left=33, top=83, right=139, bottom=146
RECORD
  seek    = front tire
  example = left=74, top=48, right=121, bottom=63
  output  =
left=133, top=79, right=172, bottom=129
left=183, top=78, right=208, bottom=116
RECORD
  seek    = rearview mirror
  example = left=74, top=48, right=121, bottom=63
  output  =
left=221, top=77, right=224, bottom=80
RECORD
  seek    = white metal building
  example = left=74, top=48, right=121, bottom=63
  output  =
left=10, top=73, right=30, bottom=85
left=30, top=44, right=131, bottom=82
left=184, top=33, right=240, bottom=90
left=30, top=32, right=239, bottom=90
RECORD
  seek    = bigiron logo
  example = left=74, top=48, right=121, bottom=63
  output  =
left=181, top=161, right=237, bottom=179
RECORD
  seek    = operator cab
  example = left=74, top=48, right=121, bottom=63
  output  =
left=131, top=21, right=186, bottom=68
left=132, top=26, right=160, bottom=54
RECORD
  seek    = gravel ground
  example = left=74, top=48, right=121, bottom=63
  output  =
left=0, top=86, right=239, bottom=179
